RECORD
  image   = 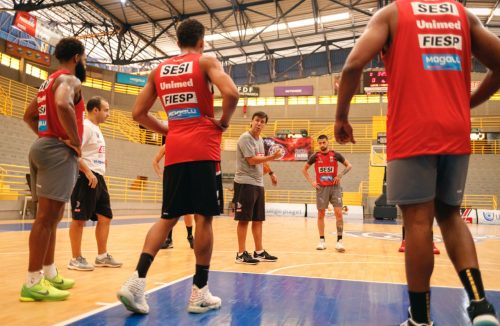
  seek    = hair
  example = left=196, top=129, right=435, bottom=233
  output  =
left=86, top=96, right=104, bottom=112
left=252, top=111, right=268, bottom=123
left=54, top=37, right=85, bottom=62
left=317, top=134, right=328, bottom=141
left=176, top=19, right=205, bottom=48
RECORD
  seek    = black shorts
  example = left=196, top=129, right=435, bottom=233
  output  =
left=233, top=182, right=265, bottom=222
left=71, top=171, right=112, bottom=221
left=162, top=161, right=223, bottom=219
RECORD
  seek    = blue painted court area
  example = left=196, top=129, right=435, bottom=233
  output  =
left=64, top=271, right=500, bottom=326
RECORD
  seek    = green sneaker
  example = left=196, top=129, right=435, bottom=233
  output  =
left=20, top=279, right=70, bottom=302
left=46, top=269, right=75, bottom=290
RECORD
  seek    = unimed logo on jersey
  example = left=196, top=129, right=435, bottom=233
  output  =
left=422, top=54, right=461, bottom=70
left=160, top=62, right=193, bottom=77
left=162, top=92, right=197, bottom=106
left=418, top=34, right=462, bottom=50
left=411, top=2, right=459, bottom=16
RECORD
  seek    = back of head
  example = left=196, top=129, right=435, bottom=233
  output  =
left=54, top=37, right=85, bottom=63
left=176, top=19, right=205, bottom=48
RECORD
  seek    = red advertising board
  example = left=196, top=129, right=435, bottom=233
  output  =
left=13, top=12, right=37, bottom=37
left=263, top=137, right=312, bottom=161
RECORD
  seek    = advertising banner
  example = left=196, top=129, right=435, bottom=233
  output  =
left=265, top=203, right=306, bottom=217
left=274, top=86, right=313, bottom=96
left=306, top=204, right=364, bottom=220
left=263, top=137, right=311, bottom=161
left=5, top=41, right=51, bottom=66
left=116, top=73, right=147, bottom=87
left=237, top=85, right=259, bottom=97
left=460, top=208, right=478, bottom=224
left=13, top=11, right=61, bottom=46
left=477, top=210, right=500, bottom=225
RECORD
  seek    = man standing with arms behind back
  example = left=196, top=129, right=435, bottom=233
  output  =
left=302, top=135, right=352, bottom=252
left=21, top=37, right=87, bottom=301
left=117, top=18, right=239, bottom=315
left=335, top=0, right=500, bottom=325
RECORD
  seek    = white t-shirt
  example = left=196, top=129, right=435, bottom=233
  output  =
left=81, top=119, right=106, bottom=175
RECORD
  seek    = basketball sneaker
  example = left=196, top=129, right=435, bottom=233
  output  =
left=68, top=256, right=94, bottom=271
left=235, top=251, right=259, bottom=265
left=187, top=284, right=222, bottom=313
left=399, top=240, right=406, bottom=253
left=316, top=239, right=327, bottom=250
left=468, top=298, right=499, bottom=326
left=161, top=238, right=173, bottom=249
left=253, top=250, right=278, bottom=262
left=432, top=243, right=440, bottom=255
left=46, top=269, right=75, bottom=290
left=400, top=307, right=434, bottom=326
left=20, top=278, right=70, bottom=302
left=117, top=271, right=149, bottom=314
left=95, top=253, right=122, bottom=268
left=335, top=239, right=346, bottom=253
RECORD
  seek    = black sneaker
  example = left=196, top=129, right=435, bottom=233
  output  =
left=400, top=307, right=434, bottom=326
left=253, top=250, right=278, bottom=262
left=161, top=239, right=173, bottom=249
left=467, top=298, right=499, bottom=326
left=187, top=235, right=194, bottom=249
left=235, top=251, right=259, bottom=265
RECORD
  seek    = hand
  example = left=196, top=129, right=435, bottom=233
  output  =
left=272, top=150, right=282, bottom=160
left=270, top=174, right=278, bottom=186
left=334, top=120, right=356, bottom=144
left=206, top=117, right=228, bottom=131
left=311, top=181, right=320, bottom=189
left=85, top=171, right=98, bottom=189
left=60, top=138, right=81, bottom=157
left=333, top=176, right=342, bottom=185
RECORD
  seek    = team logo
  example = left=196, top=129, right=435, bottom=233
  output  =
left=160, top=62, right=193, bottom=77
left=422, top=54, right=461, bottom=71
left=167, top=107, right=200, bottom=120
left=483, top=211, right=494, bottom=222
left=38, top=105, right=46, bottom=115
left=418, top=34, right=462, bottom=50
left=163, top=92, right=197, bottom=106
left=411, top=2, right=459, bottom=16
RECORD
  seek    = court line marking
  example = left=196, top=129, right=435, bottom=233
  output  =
left=53, top=274, right=192, bottom=326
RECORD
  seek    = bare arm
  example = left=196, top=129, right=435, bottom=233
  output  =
left=132, top=68, right=169, bottom=135
left=263, top=162, right=278, bottom=186
left=200, top=55, right=239, bottom=128
left=79, top=159, right=98, bottom=188
left=23, top=97, right=39, bottom=135
left=467, top=10, right=500, bottom=108
left=302, top=163, right=317, bottom=188
left=335, top=5, right=393, bottom=144
left=54, top=75, right=82, bottom=148
left=246, top=150, right=281, bottom=165
left=337, top=160, right=352, bottom=179
left=152, top=145, right=165, bottom=178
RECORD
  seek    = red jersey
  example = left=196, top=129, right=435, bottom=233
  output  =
left=155, top=53, right=221, bottom=166
left=313, top=151, right=339, bottom=186
left=37, top=69, right=84, bottom=140
left=383, top=0, right=471, bottom=160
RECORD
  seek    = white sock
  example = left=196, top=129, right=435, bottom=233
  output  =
left=255, top=250, right=264, bottom=254
left=26, top=271, right=43, bottom=287
left=43, top=264, right=57, bottom=279
left=97, top=252, right=108, bottom=259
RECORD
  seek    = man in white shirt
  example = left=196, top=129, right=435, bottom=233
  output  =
left=68, top=96, right=122, bottom=271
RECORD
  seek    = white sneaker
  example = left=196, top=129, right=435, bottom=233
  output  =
left=187, top=284, right=222, bottom=313
left=117, top=271, right=149, bottom=314
left=335, top=240, right=345, bottom=253
left=316, top=240, right=326, bottom=250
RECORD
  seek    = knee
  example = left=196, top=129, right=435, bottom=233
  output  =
left=435, top=200, right=460, bottom=223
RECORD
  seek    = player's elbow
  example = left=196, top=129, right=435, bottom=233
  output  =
left=223, top=89, right=240, bottom=105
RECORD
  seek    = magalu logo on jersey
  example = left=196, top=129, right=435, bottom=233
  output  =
left=160, top=62, right=193, bottom=77
left=418, top=34, right=462, bottom=50
left=167, top=107, right=201, bottom=120
left=422, top=54, right=461, bottom=70
left=411, top=2, right=459, bottom=16
left=320, top=175, right=333, bottom=182
left=162, top=92, right=197, bottom=106
left=38, top=119, right=48, bottom=132
left=38, top=105, right=47, bottom=115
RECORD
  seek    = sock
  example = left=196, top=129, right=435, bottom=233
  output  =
left=193, top=265, right=209, bottom=288
left=167, top=230, right=173, bottom=241
left=186, top=226, right=193, bottom=237
left=337, top=235, right=342, bottom=242
left=136, top=253, right=154, bottom=278
left=320, top=236, right=325, bottom=240
left=255, top=250, right=264, bottom=254
left=26, top=271, right=43, bottom=287
left=97, top=252, right=108, bottom=259
left=43, top=263, right=57, bottom=279
left=459, top=268, right=486, bottom=301
left=409, top=291, right=431, bottom=324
